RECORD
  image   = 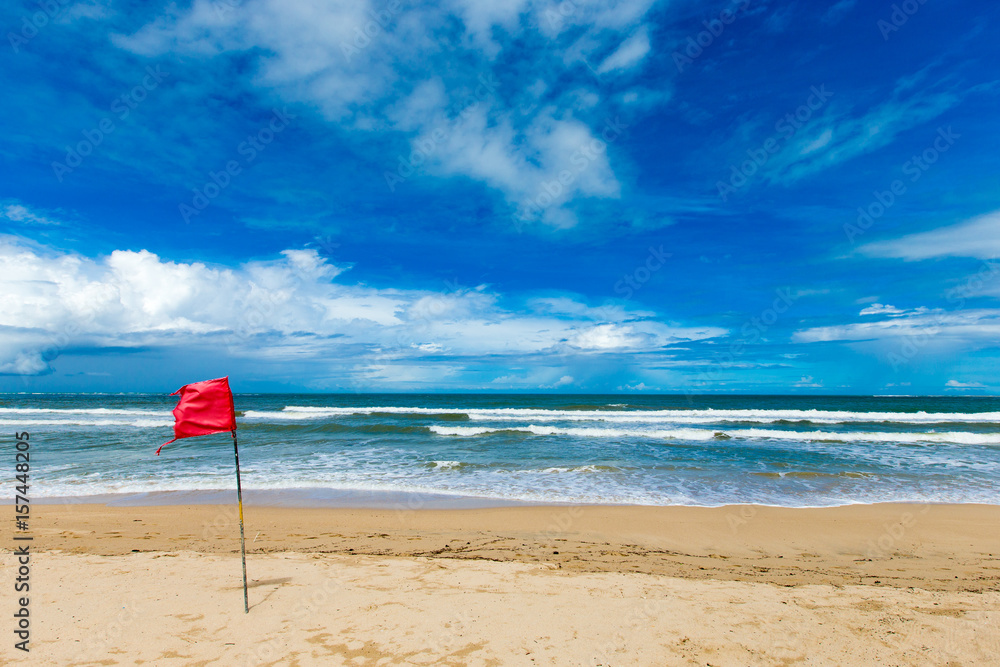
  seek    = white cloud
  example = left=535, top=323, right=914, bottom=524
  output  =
left=859, top=210, right=1000, bottom=260
left=859, top=303, right=911, bottom=317
left=794, top=308, right=1000, bottom=345
left=759, top=67, right=966, bottom=185
left=552, top=374, right=574, bottom=387
left=112, top=0, right=657, bottom=228
left=946, top=380, right=986, bottom=388
left=596, top=26, right=650, bottom=74
left=2, top=201, right=63, bottom=226
left=0, top=351, right=50, bottom=376
left=617, top=381, right=652, bottom=391
left=567, top=323, right=643, bottom=350
left=0, top=238, right=723, bottom=376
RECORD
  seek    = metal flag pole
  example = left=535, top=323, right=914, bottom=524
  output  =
left=232, top=429, right=249, bottom=613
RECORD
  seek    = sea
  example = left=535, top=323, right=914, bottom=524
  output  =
left=6, top=394, right=1000, bottom=508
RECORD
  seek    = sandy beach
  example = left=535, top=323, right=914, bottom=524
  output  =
left=4, top=502, right=999, bottom=665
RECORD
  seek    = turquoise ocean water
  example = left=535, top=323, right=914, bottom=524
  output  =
left=6, top=394, right=1000, bottom=507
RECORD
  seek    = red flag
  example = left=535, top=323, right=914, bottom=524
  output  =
left=157, top=377, right=237, bottom=455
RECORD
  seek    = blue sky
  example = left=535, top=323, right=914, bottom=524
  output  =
left=2, top=0, right=999, bottom=393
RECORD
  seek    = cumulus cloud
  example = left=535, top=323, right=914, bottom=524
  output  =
left=548, top=374, right=574, bottom=388
left=0, top=239, right=723, bottom=379
left=112, top=0, right=657, bottom=228
left=617, top=381, right=651, bottom=391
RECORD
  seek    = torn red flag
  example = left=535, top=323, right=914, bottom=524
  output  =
left=157, top=376, right=237, bottom=455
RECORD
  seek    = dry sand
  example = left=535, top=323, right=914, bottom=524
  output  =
left=3, top=502, right=999, bottom=665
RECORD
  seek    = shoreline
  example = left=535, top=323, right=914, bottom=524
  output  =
left=34, top=488, right=546, bottom=510
left=34, top=486, right=1000, bottom=510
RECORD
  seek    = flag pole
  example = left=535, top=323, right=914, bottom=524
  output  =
left=232, top=429, right=249, bottom=613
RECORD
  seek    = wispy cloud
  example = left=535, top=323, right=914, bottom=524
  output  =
left=859, top=303, right=908, bottom=317
left=821, top=0, right=856, bottom=25
left=2, top=201, right=64, bottom=226
left=761, top=74, right=963, bottom=184
left=794, top=308, right=1000, bottom=344
left=111, top=0, right=658, bottom=227
left=859, top=209, right=1000, bottom=260
left=596, top=25, right=651, bottom=74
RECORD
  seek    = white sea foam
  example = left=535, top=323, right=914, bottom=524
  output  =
left=0, top=407, right=168, bottom=416
left=31, top=473, right=1000, bottom=507
left=538, top=464, right=620, bottom=473
left=265, top=405, right=1000, bottom=424
left=0, top=418, right=173, bottom=427
left=736, top=428, right=1000, bottom=445
left=429, top=460, right=464, bottom=469
left=429, top=424, right=1000, bottom=445
left=428, top=426, right=500, bottom=436
left=430, top=425, right=719, bottom=439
